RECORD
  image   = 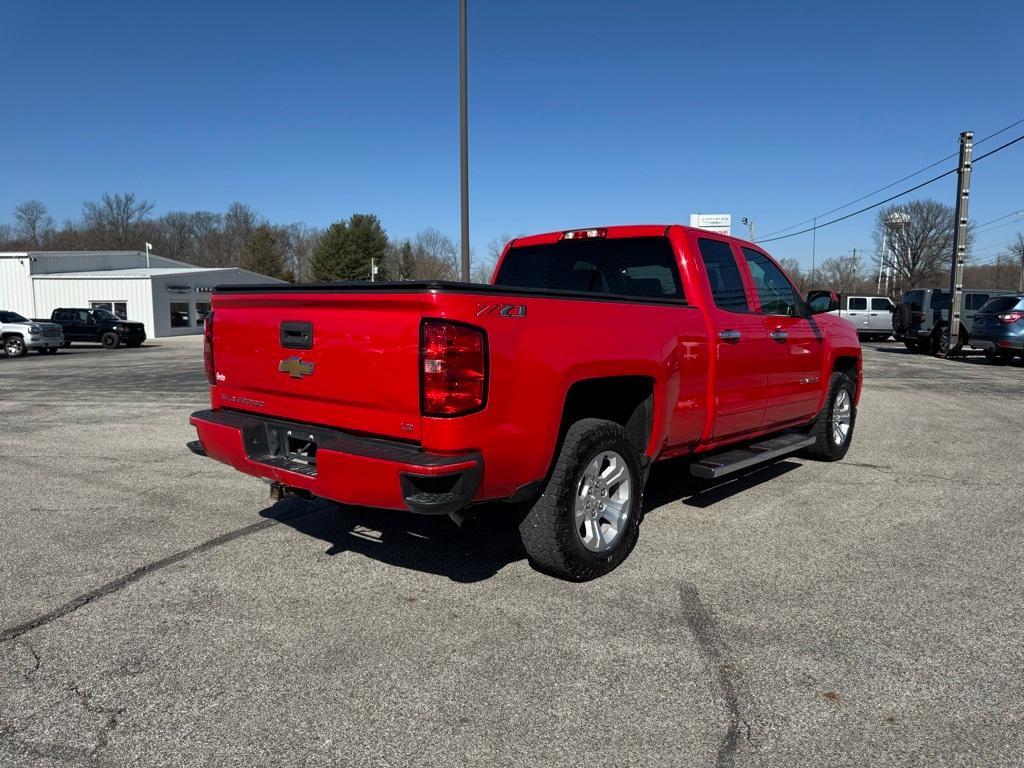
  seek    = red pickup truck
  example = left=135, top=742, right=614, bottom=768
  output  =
left=190, top=225, right=861, bottom=579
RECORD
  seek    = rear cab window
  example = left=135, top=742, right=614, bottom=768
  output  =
left=494, top=236, right=684, bottom=300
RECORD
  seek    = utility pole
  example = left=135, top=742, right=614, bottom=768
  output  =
left=459, top=0, right=470, bottom=282
left=945, top=131, right=973, bottom=355
left=742, top=217, right=755, bottom=241
left=810, top=217, right=817, bottom=287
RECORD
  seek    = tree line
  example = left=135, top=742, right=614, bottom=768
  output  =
left=0, top=194, right=502, bottom=283
left=782, top=199, right=1024, bottom=296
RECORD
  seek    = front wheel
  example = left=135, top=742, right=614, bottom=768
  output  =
left=3, top=336, right=27, bottom=357
left=101, top=331, right=120, bottom=349
left=519, top=418, right=644, bottom=581
left=803, top=371, right=857, bottom=461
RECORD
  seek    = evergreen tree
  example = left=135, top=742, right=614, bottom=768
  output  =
left=310, top=221, right=349, bottom=280
left=243, top=225, right=291, bottom=281
left=309, top=214, right=389, bottom=281
left=398, top=240, right=416, bottom=280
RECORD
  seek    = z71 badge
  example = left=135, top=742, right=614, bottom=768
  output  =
left=476, top=303, right=527, bottom=318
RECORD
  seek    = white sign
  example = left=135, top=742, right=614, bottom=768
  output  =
left=689, top=213, right=731, bottom=235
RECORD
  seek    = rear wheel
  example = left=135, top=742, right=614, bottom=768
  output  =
left=3, top=336, right=26, bottom=357
left=519, top=418, right=644, bottom=581
left=803, top=371, right=856, bottom=462
left=101, top=331, right=120, bottom=349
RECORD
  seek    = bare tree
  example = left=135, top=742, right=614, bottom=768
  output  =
left=13, top=200, right=54, bottom=248
left=410, top=228, right=460, bottom=280
left=816, top=252, right=863, bottom=295
left=872, top=199, right=965, bottom=288
left=82, top=193, right=155, bottom=249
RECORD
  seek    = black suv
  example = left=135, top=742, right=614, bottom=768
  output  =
left=50, top=308, right=147, bottom=349
left=892, top=287, right=1016, bottom=354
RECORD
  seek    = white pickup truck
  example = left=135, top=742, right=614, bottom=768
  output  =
left=808, top=294, right=894, bottom=341
left=1, top=310, right=64, bottom=356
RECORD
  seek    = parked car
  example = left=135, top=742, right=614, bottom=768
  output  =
left=891, top=287, right=1016, bottom=354
left=189, top=225, right=862, bottom=580
left=49, top=307, right=147, bottom=349
left=968, top=294, right=1024, bottom=364
left=808, top=293, right=894, bottom=340
left=1, top=310, right=64, bottom=356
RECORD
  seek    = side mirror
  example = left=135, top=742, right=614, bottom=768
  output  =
left=806, top=290, right=840, bottom=314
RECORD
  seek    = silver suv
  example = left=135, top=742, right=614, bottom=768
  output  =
left=1, top=310, right=64, bottom=357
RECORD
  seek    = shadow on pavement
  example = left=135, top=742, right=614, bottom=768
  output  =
left=262, top=457, right=804, bottom=581
left=261, top=498, right=527, bottom=583
left=645, top=458, right=801, bottom=510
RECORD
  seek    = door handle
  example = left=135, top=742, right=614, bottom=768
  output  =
left=718, top=329, right=741, bottom=343
left=870, top=313, right=878, bottom=316
left=769, top=329, right=788, bottom=342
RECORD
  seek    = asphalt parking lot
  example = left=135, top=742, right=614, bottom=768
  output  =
left=1, top=337, right=1022, bottom=767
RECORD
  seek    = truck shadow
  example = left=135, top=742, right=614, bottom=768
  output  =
left=260, top=499, right=527, bottom=583
left=261, top=460, right=801, bottom=582
left=645, top=458, right=801, bottom=510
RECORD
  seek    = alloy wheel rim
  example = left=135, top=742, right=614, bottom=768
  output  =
left=574, top=450, right=631, bottom=553
left=832, top=389, right=852, bottom=446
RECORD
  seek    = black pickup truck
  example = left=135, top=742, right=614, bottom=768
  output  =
left=50, top=307, right=147, bottom=349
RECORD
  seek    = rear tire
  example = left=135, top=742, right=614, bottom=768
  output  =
left=519, top=418, right=644, bottom=581
left=3, top=336, right=27, bottom=357
left=101, top=332, right=120, bottom=350
left=803, top=371, right=856, bottom=462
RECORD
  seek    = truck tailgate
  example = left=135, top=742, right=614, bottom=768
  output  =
left=210, top=292, right=425, bottom=441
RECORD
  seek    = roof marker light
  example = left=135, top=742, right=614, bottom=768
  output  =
left=560, top=228, right=607, bottom=241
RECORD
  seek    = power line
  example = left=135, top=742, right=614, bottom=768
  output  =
left=759, top=116, right=1024, bottom=239
left=757, top=132, right=1024, bottom=245
left=973, top=209, right=1023, bottom=230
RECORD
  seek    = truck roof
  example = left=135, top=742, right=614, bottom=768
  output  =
left=509, top=224, right=759, bottom=250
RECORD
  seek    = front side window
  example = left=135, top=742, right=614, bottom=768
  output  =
left=848, top=297, right=867, bottom=311
left=965, top=293, right=989, bottom=311
left=697, top=238, right=749, bottom=312
left=871, top=298, right=892, bottom=311
left=741, top=248, right=800, bottom=316
left=494, top=236, right=684, bottom=300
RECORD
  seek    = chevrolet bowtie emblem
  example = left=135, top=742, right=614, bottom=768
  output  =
left=278, top=356, right=315, bottom=379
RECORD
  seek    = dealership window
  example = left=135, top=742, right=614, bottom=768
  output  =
left=90, top=301, right=127, bottom=320
left=195, top=302, right=211, bottom=324
left=169, top=302, right=191, bottom=327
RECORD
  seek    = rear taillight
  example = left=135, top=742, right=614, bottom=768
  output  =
left=204, top=310, right=216, bottom=385
left=420, top=320, right=487, bottom=416
left=560, top=228, right=607, bottom=241
left=997, top=311, right=1024, bottom=324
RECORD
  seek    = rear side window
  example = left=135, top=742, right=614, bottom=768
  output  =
left=930, top=292, right=950, bottom=311
left=849, top=297, right=867, bottom=310
left=697, top=238, right=749, bottom=312
left=903, top=290, right=924, bottom=311
left=741, top=248, right=800, bottom=316
left=965, top=293, right=990, bottom=310
left=978, top=296, right=1023, bottom=313
left=493, top=237, right=684, bottom=300
left=871, top=298, right=891, bottom=311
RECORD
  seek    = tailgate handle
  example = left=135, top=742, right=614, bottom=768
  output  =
left=280, top=322, right=313, bottom=350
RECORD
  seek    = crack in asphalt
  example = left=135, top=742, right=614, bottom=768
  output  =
left=0, top=502, right=325, bottom=644
left=14, top=639, right=42, bottom=678
left=679, top=583, right=749, bottom=768
left=70, top=683, right=126, bottom=758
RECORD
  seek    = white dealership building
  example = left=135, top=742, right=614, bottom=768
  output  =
left=0, top=250, right=283, bottom=338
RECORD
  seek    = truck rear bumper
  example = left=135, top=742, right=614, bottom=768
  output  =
left=189, top=409, right=482, bottom=514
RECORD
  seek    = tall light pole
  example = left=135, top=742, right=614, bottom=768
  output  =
left=741, top=217, right=755, bottom=241
left=459, top=0, right=470, bottom=281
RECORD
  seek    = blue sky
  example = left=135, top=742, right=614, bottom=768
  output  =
left=2, top=0, right=1022, bottom=269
